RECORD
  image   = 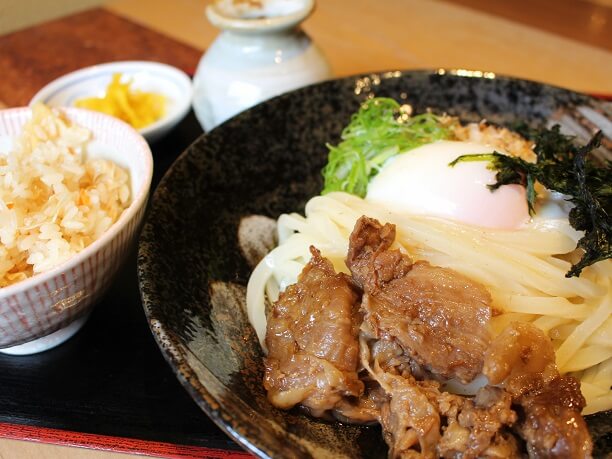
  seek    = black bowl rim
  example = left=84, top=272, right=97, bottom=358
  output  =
left=137, top=68, right=607, bottom=458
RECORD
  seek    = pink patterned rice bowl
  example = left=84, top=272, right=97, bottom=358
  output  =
left=0, top=106, right=153, bottom=354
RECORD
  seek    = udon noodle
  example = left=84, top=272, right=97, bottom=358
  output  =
left=247, top=191, right=612, bottom=415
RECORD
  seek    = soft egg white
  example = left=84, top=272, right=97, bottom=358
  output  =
left=365, top=141, right=531, bottom=229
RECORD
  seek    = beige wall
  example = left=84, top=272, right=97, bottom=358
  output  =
left=0, top=0, right=105, bottom=35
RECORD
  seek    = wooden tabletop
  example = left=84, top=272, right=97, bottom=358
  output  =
left=0, top=0, right=611, bottom=457
left=105, top=0, right=612, bottom=94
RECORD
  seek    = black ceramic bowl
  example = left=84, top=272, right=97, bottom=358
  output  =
left=137, top=70, right=611, bottom=458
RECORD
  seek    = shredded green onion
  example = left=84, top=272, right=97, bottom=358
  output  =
left=322, top=98, right=454, bottom=197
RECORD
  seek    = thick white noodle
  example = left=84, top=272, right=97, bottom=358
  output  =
left=246, top=192, right=612, bottom=413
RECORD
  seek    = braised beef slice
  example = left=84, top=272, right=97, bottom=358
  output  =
left=483, top=321, right=558, bottom=398
left=378, top=371, right=441, bottom=458
left=374, top=362, right=519, bottom=459
left=263, top=216, right=594, bottom=458
left=346, top=216, right=410, bottom=293
left=360, top=332, right=517, bottom=459
left=334, top=379, right=387, bottom=424
left=347, top=216, right=492, bottom=383
left=483, top=321, right=593, bottom=458
left=438, top=386, right=519, bottom=459
left=516, top=376, right=592, bottom=459
left=264, top=247, right=363, bottom=416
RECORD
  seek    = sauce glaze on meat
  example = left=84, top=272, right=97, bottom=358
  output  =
left=263, top=216, right=593, bottom=458
left=347, top=216, right=492, bottom=383
left=264, top=247, right=363, bottom=417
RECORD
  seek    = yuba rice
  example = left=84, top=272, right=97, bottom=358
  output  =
left=0, top=104, right=130, bottom=287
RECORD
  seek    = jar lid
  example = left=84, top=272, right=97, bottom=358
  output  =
left=206, top=0, right=315, bottom=33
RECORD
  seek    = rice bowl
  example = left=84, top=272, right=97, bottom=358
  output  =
left=0, top=105, right=153, bottom=354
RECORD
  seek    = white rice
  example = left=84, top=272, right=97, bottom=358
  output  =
left=0, top=104, right=130, bottom=287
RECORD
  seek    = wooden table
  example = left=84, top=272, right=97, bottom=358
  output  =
left=0, top=0, right=610, bottom=457
left=106, top=0, right=612, bottom=94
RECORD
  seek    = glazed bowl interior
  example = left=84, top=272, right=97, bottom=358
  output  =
left=0, top=106, right=153, bottom=351
left=137, top=70, right=611, bottom=458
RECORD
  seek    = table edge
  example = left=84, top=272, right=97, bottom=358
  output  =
left=0, top=422, right=251, bottom=459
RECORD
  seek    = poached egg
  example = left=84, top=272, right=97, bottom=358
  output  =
left=366, top=141, right=531, bottom=229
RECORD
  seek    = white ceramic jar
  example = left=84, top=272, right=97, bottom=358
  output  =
left=192, top=0, right=332, bottom=131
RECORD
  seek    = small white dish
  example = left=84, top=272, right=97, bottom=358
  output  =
left=30, top=61, right=193, bottom=143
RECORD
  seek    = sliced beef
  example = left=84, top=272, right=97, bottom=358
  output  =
left=264, top=247, right=363, bottom=416
left=263, top=216, right=594, bottom=458
left=516, top=376, right=592, bottom=459
left=374, top=363, right=519, bottom=459
left=368, top=336, right=417, bottom=376
left=438, top=386, right=519, bottom=459
left=347, top=216, right=492, bottom=383
left=334, top=379, right=387, bottom=424
left=484, top=322, right=593, bottom=458
left=362, top=334, right=518, bottom=459
left=483, top=321, right=558, bottom=398
left=346, top=216, right=411, bottom=293
left=378, top=370, right=441, bottom=458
